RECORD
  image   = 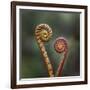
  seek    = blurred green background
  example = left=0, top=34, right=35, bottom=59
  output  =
left=20, top=9, right=80, bottom=78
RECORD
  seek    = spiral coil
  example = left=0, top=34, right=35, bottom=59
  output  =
left=54, top=37, right=68, bottom=76
left=35, top=24, right=54, bottom=77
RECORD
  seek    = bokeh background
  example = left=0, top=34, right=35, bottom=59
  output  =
left=20, top=9, right=80, bottom=78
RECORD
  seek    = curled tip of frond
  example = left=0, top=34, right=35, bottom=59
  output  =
left=35, top=24, right=52, bottom=42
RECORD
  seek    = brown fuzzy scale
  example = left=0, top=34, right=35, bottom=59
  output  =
left=35, top=24, right=54, bottom=77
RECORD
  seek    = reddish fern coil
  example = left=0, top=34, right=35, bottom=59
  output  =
left=54, top=37, right=68, bottom=76
left=54, top=37, right=68, bottom=53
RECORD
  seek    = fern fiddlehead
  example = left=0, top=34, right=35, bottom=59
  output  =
left=54, top=37, right=68, bottom=76
left=35, top=24, right=54, bottom=77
